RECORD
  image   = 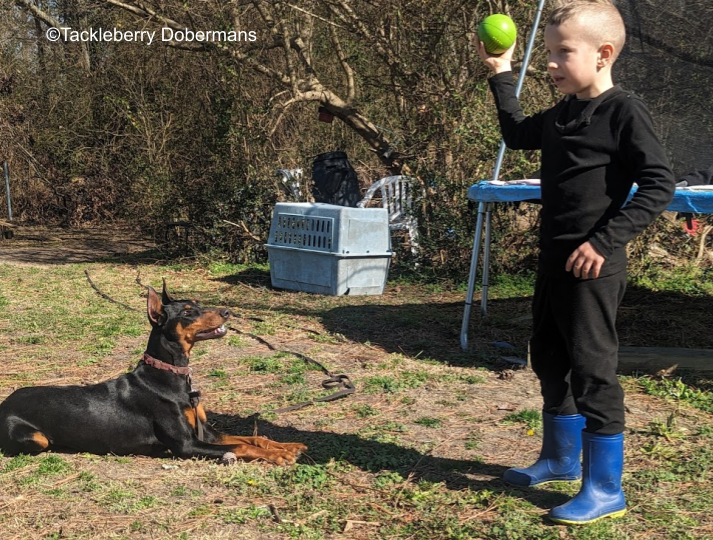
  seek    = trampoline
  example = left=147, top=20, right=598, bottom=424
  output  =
left=468, top=183, right=713, bottom=214
left=460, top=183, right=713, bottom=350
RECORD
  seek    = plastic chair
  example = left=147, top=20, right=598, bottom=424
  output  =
left=357, top=175, right=419, bottom=255
left=276, top=168, right=305, bottom=201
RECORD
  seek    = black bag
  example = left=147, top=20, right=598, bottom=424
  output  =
left=311, top=151, right=361, bottom=207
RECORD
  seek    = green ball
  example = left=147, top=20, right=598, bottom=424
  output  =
left=478, top=14, right=517, bottom=55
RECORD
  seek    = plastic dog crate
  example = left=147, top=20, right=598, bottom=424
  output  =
left=266, top=203, right=392, bottom=295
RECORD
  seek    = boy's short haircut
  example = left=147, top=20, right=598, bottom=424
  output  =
left=547, top=0, right=626, bottom=59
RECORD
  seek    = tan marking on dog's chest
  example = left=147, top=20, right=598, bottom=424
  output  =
left=183, top=404, right=206, bottom=430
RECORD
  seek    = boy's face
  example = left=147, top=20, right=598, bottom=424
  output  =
left=545, top=19, right=610, bottom=99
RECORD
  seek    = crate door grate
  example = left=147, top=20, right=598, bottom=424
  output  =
left=272, top=213, right=334, bottom=252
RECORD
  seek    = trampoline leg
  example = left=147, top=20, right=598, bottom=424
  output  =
left=460, top=203, right=486, bottom=350
left=481, top=203, right=493, bottom=317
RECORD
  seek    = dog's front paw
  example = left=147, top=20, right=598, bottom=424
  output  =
left=220, top=451, right=237, bottom=465
left=270, top=444, right=307, bottom=466
left=289, top=442, right=308, bottom=454
left=285, top=443, right=307, bottom=461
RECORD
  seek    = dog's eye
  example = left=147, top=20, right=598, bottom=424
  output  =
left=182, top=309, right=193, bottom=317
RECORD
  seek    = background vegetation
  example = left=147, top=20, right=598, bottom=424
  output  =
left=1, top=0, right=712, bottom=280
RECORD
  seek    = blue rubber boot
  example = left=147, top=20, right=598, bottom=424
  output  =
left=503, top=413, right=585, bottom=487
left=548, top=432, right=626, bottom=525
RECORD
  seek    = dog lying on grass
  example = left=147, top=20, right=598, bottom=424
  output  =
left=0, top=283, right=306, bottom=465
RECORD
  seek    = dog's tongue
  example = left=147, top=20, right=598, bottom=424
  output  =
left=196, top=325, right=227, bottom=340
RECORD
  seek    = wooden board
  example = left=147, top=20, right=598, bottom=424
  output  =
left=0, top=220, right=14, bottom=239
left=618, top=346, right=713, bottom=375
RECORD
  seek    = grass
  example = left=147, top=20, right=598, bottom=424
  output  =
left=413, top=417, right=443, bottom=428
left=630, top=264, right=713, bottom=296
left=501, top=409, right=543, bottom=431
left=1, top=251, right=713, bottom=538
left=636, top=376, right=713, bottom=414
left=362, top=371, right=431, bottom=393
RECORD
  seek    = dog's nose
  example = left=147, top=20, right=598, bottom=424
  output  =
left=220, top=309, right=231, bottom=319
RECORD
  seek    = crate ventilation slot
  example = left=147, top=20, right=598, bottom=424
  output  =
left=272, top=213, right=334, bottom=252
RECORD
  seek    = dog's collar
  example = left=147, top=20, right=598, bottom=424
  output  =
left=141, top=352, right=205, bottom=441
left=141, top=352, right=192, bottom=376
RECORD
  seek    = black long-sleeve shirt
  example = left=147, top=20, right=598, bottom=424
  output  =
left=489, top=71, right=675, bottom=275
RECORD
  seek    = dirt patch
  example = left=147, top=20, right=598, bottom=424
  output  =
left=0, top=224, right=156, bottom=266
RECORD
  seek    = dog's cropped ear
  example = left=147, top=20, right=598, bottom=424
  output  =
left=161, top=278, right=175, bottom=305
left=147, top=286, right=165, bottom=326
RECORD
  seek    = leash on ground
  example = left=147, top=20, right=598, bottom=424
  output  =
left=84, top=270, right=141, bottom=312
left=84, top=270, right=355, bottom=415
left=227, top=325, right=356, bottom=414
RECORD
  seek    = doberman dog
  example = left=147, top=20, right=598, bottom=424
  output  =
left=0, top=283, right=306, bottom=465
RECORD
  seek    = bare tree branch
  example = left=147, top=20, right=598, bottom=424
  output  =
left=14, top=0, right=63, bottom=30
left=329, top=24, right=356, bottom=104
left=286, top=3, right=345, bottom=29
left=274, top=5, right=300, bottom=96
left=14, top=0, right=94, bottom=70
left=103, top=0, right=185, bottom=32
left=327, top=0, right=403, bottom=74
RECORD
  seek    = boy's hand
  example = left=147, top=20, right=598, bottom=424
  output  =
left=477, top=39, right=516, bottom=75
left=566, top=242, right=605, bottom=279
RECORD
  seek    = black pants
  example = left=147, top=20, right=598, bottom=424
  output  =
left=530, top=269, right=627, bottom=435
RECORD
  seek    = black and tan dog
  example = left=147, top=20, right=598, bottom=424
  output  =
left=0, top=283, right=306, bottom=465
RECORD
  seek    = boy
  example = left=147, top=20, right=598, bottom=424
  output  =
left=479, top=0, right=675, bottom=525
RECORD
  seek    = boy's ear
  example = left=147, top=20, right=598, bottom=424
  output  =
left=147, top=286, right=165, bottom=326
left=598, top=42, right=615, bottom=67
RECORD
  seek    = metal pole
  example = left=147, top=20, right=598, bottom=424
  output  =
left=460, top=203, right=486, bottom=350
left=481, top=203, right=493, bottom=316
left=3, top=161, right=11, bottom=221
left=460, top=0, right=547, bottom=350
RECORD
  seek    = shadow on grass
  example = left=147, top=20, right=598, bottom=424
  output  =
left=318, top=300, right=533, bottom=366
left=617, top=285, right=713, bottom=349
left=207, top=411, right=572, bottom=511
left=214, top=268, right=534, bottom=368
left=218, top=267, right=274, bottom=288
left=217, top=268, right=713, bottom=361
